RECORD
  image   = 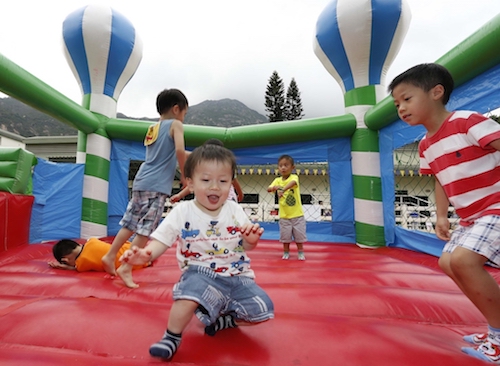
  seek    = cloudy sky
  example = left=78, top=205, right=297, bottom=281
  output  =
left=1, top=0, right=499, bottom=120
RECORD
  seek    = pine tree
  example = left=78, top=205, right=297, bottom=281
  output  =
left=264, top=71, right=285, bottom=122
left=284, top=78, right=304, bottom=120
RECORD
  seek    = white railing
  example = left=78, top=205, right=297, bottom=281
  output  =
left=396, top=197, right=459, bottom=233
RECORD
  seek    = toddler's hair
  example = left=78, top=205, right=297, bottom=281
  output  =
left=203, top=138, right=224, bottom=147
left=184, top=144, right=237, bottom=179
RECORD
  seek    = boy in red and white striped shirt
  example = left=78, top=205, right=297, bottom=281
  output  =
left=390, top=63, right=500, bottom=364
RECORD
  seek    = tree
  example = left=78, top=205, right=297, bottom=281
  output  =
left=284, top=78, right=304, bottom=120
left=264, top=71, right=285, bottom=122
left=489, top=114, right=500, bottom=123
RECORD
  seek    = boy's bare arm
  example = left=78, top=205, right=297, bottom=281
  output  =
left=282, top=180, right=297, bottom=191
left=434, top=178, right=451, bottom=241
left=273, top=180, right=298, bottom=198
left=171, top=120, right=186, bottom=185
left=232, top=178, right=244, bottom=202
left=171, top=186, right=190, bottom=203
left=48, top=261, right=76, bottom=270
left=489, top=139, right=500, bottom=151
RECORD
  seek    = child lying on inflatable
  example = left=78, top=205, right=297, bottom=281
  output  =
left=48, top=238, right=151, bottom=272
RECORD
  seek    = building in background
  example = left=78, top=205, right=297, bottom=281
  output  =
left=0, top=130, right=25, bottom=149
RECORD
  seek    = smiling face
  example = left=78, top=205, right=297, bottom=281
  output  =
left=187, top=160, right=233, bottom=216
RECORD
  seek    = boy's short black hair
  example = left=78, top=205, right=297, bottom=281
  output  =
left=203, top=138, right=224, bottom=147
left=53, top=239, right=79, bottom=263
left=156, top=88, right=189, bottom=115
left=184, top=144, right=237, bottom=179
left=388, top=63, right=454, bottom=104
left=278, top=154, right=294, bottom=165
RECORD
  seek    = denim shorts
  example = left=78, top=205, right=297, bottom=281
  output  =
left=279, top=216, right=307, bottom=243
left=119, top=190, right=168, bottom=236
left=173, top=265, right=274, bottom=326
left=443, top=215, right=500, bottom=267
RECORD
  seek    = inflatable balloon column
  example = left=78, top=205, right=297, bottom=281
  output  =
left=63, top=5, right=143, bottom=238
left=314, top=0, right=411, bottom=247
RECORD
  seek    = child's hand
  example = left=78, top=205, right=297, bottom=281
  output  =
left=170, top=194, right=181, bottom=203
left=240, top=223, right=264, bottom=249
left=268, top=185, right=279, bottom=193
left=48, top=261, right=75, bottom=270
left=435, top=217, right=451, bottom=241
left=119, top=246, right=152, bottom=266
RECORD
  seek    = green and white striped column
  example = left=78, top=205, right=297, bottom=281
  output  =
left=346, top=85, right=385, bottom=247
left=314, top=0, right=411, bottom=247
left=78, top=127, right=111, bottom=238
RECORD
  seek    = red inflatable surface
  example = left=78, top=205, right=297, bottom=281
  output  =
left=0, top=192, right=34, bottom=252
left=0, top=239, right=496, bottom=365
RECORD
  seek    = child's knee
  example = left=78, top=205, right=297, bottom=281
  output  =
left=438, top=253, right=451, bottom=273
left=448, top=247, right=485, bottom=275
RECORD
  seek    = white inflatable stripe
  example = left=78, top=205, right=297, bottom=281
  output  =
left=83, top=175, right=109, bottom=203
left=86, top=133, right=111, bottom=160
left=337, top=0, right=372, bottom=88
left=374, top=84, right=387, bottom=104
left=113, top=35, right=143, bottom=100
left=354, top=198, right=384, bottom=226
left=345, top=105, right=371, bottom=128
left=351, top=151, right=381, bottom=177
left=312, top=37, right=346, bottom=94
left=82, top=5, right=112, bottom=95
left=76, top=151, right=86, bottom=164
left=62, top=43, right=84, bottom=95
left=89, top=93, right=117, bottom=118
left=380, top=0, right=412, bottom=87
left=81, top=221, right=107, bottom=239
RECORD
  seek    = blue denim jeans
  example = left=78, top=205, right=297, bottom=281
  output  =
left=173, top=265, right=274, bottom=325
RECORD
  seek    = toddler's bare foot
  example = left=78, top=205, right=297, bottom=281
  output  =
left=101, top=254, right=117, bottom=276
left=117, top=264, right=139, bottom=289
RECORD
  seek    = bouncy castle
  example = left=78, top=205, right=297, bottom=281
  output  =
left=1, top=0, right=500, bottom=364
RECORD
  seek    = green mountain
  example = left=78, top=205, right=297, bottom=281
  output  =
left=0, top=97, right=78, bottom=137
left=0, top=97, right=268, bottom=137
left=184, top=99, right=268, bottom=127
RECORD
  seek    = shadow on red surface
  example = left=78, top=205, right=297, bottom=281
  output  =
left=0, top=240, right=495, bottom=365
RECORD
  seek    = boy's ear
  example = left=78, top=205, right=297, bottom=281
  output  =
left=431, top=84, right=445, bottom=100
left=186, top=177, right=194, bottom=192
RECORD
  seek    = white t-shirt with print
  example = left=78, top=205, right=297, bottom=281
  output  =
left=151, top=200, right=255, bottom=278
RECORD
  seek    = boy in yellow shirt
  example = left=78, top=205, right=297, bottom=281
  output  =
left=268, top=154, right=307, bottom=260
